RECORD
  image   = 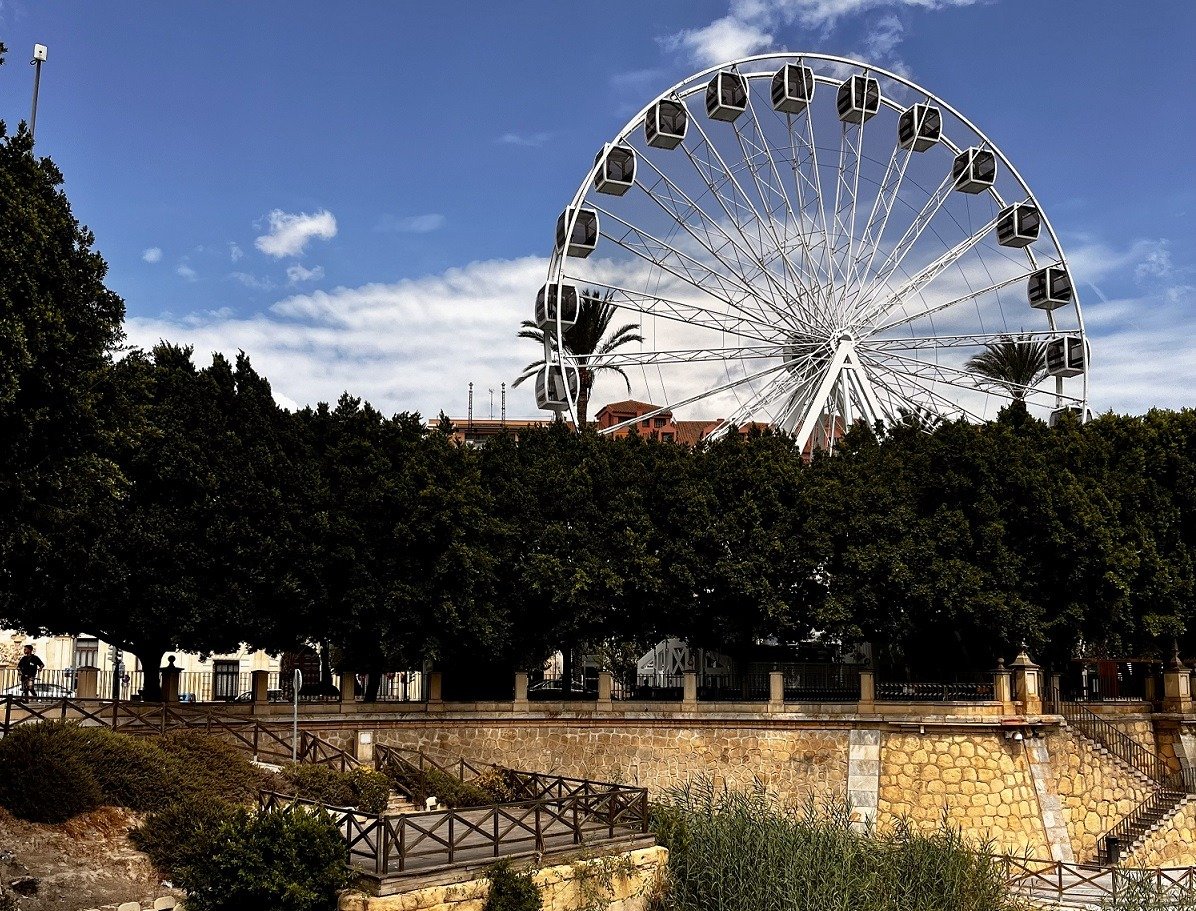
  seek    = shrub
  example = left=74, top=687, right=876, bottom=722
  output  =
left=279, top=763, right=390, bottom=814
left=158, top=729, right=267, bottom=804
left=175, top=806, right=350, bottom=911
left=475, top=765, right=525, bottom=803
left=69, top=726, right=181, bottom=811
left=484, top=860, right=542, bottom=911
left=650, top=778, right=1019, bottom=911
left=384, top=760, right=496, bottom=808
left=131, top=795, right=240, bottom=877
left=0, top=724, right=104, bottom=822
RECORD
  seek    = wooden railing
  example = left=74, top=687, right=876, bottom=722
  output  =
left=1002, top=856, right=1196, bottom=903
left=0, top=695, right=358, bottom=771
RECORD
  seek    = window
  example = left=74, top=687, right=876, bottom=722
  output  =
left=654, top=417, right=666, bottom=427
left=662, top=432, right=674, bottom=441
left=641, top=419, right=650, bottom=427
left=213, top=660, right=240, bottom=700
left=74, top=637, right=98, bottom=668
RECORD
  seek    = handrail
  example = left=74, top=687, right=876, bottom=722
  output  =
left=1052, top=690, right=1182, bottom=789
left=1095, top=790, right=1189, bottom=866
left=1001, top=855, right=1196, bottom=900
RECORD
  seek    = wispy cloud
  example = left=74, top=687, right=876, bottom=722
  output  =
left=254, top=209, right=338, bottom=258
left=142, top=247, right=162, bottom=264
left=497, top=131, right=553, bottom=148
left=176, top=264, right=197, bottom=282
left=662, top=0, right=984, bottom=71
left=229, top=271, right=275, bottom=291
left=375, top=213, right=447, bottom=234
left=286, top=263, right=325, bottom=284
left=229, top=242, right=244, bottom=263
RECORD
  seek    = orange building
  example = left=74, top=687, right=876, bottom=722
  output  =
left=594, top=400, right=769, bottom=446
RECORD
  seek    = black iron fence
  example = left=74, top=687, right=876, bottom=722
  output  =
left=875, top=679, right=995, bottom=702
left=611, top=675, right=684, bottom=701
left=781, top=663, right=862, bottom=701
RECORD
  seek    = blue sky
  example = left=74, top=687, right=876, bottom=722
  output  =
left=1, top=0, right=1192, bottom=418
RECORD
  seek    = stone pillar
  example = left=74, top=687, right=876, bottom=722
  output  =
left=1145, top=666, right=1160, bottom=706
left=338, top=672, right=356, bottom=705
left=427, top=671, right=443, bottom=704
left=75, top=666, right=99, bottom=699
left=1010, top=646, right=1042, bottom=715
left=514, top=672, right=529, bottom=708
left=160, top=656, right=180, bottom=703
left=858, top=669, right=875, bottom=710
left=993, top=659, right=1013, bottom=713
left=769, top=670, right=784, bottom=708
left=1163, top=651, right=1192, bottom=714
left=597, top=671, right=613, bottom=707
left=682, top=670, right=698, bottom=707
left=356, top=729, right=374, bottom=765
left=251, top=669, right=269, bottom=704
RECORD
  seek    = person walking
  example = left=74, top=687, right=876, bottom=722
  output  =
left=18, top=645, right=44, bottom=698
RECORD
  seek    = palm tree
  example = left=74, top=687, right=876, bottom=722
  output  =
left=512, top=290, right=644, bottom=427
left=965, top=334, right=1048, bottom=403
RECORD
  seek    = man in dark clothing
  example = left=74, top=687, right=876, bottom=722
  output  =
left=18, top=645, right=44, bottom=698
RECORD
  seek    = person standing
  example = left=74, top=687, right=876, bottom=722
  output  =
left=17, top=645, right=44, bottom=698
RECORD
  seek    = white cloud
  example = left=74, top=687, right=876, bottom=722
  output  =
left=662, top=0, right=982, bottom=70
left=230, top=271, right=276, bottom=291
left=125, top=256, right=552, bottom=419
left=286, top=263, right=325, bottom=284
left=229, top=242, right=244, bottom=263
left=176, top=264, right=197, bottom=281
left=254, top=209, right=338, bottom=259
left=497, top=132, right=553, bottom=148
left=375, top=213, right=447, bottom=234
left=142, top=247, right=162, bottom=264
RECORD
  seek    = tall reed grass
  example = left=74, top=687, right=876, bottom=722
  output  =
left=649, top=778, right=1020, bottom=911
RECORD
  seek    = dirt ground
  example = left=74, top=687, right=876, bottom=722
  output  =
left=0, top=807, right=184, bottom=911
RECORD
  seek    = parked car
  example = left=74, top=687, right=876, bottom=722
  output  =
left=2, top=682, right=73, bottom=699
left=527, top=679, right=599, bottom=700
left=234, top=689, right=286, bottom=703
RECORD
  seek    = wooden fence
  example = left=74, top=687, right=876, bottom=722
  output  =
left=1001, top=856, right=1196, bottom=904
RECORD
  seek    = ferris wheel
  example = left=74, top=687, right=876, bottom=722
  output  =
left=531, top=53, right=1090, bottom=450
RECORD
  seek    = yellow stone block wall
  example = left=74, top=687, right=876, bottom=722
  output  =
left=877, top=733, right=1049, bottom=856
left=374, top=724, right=849, bottom=805
left=340, top=845, right=668, bottom=911
left=1126, top=799, right=1196, bottom=868
left=1050, top=729, right=1154, bottom=861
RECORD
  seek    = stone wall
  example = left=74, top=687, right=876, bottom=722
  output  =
left=340, top=845, right=668, bottom=911
left=1127, top=798, right=1196, bottom=868
left=1050, top=729, right=1154, bottom=861
left=374, top=721, right=849, bottom=805
left=878, top=732, right=1049, bottom=856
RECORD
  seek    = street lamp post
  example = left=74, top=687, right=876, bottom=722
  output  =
left=30, top=44, right=47, bottom=140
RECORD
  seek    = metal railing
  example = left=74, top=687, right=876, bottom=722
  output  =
left=700, top=673, right=770, bottom=702
left=1096, top=790, right=1190, bottom=865
left=875, top=679, right=995, bottom=702
left=611, top=674, right=685, bottom=701
left=781, top=664, right=861, bottom=702
left=0, top=667, right=77, bottom=697
left=1053, top=693, right=1182, bottom=789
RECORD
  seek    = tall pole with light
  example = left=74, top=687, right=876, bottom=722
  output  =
left=29, top=44, right=48, bottom=140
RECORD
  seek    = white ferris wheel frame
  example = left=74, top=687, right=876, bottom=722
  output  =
left=542, top=52, right=1090, bottom=447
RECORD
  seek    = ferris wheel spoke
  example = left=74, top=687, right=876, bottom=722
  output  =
left=732, top=91, right=830, bottom=329
left=585, top=344, right=787, bottom=369
left=849, top=141, right=915, bottom=301
left=594, top=205, right=777, bottom=320
left=631, top=160, right=794, bottom=326
left=853, top=214, right=1000, bottom=329
left=776, top=100, right=836, bottom=302
left=865, top=349, right=1084, bottom=405
left=564, top=274, right=781, bottom=343
left=862, top=359, right=987, bottom=423
left=863, top=329, right=1060, bottom=352
left=705, top=370, right=807, bottom=439
left=866, top=265, right=1050, bottom=336
left=682, top=113, right=804, bottom=313
left=596, top=360, right=793, bottom=436
left=846, top=171, right=956, bottom=319
left=840, top=97, right=871, bottom=313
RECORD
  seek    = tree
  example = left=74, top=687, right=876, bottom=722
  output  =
left=965, top=335, right=1047, bottom=403
left=0, top=48, right=127, bottom=644
left=512, top=290, right=643, bottom=427
left=44, top=345, right=315, bottom=699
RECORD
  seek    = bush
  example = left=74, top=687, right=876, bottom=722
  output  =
left=279, top=763, right=390, bottom=814
left=69, top=726, right=182, bottom=811
left=475, top=765, right=525, bottom=803
left=131, top=795, right=240, bottom=877
left=158, top=729, right=267, bottom=804
left=650, top=778, right=1018, bottom=911
left=384, top=760, right=497, bottom=808
left=484, top=860, right=542, bottom=911
left=175, top=806, right=350, bottom=911
left=0, top=724, right=105, bottom=822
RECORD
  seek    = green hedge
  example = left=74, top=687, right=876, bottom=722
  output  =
left=383, top=760, right=498, bottom=808
left=279, top=763, right=390, bottom=814
left=131, top=795, right=240, bottom=878
left=484, top=860, right=542, bottom=911
left=0, top=722, right=265, bottom=823
left=174, top=807, right=350, bottom=911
